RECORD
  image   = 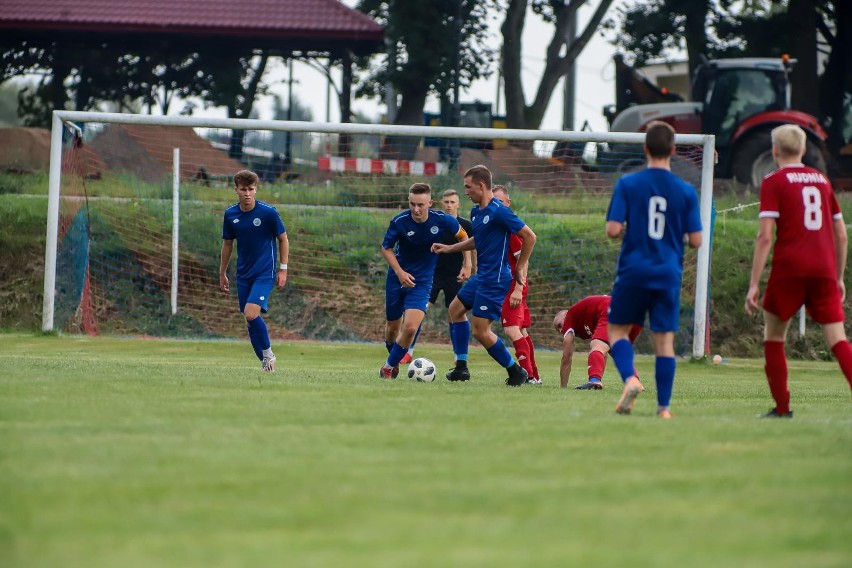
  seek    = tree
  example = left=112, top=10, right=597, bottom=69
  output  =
left=500, top=0, right=614, bottom=131
left=356, top=1, right=496, bottom=126
left=611, top=1, right=851, bottom=156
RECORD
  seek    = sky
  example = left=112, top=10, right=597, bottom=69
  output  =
left=194, top=0, right=629, bottom=134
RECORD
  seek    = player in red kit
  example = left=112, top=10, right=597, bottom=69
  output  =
left=746, top=124, right=852, bottom=418
left=492, top=186, right=540, bottom=384
left=553, top=295, right=642, bottom=389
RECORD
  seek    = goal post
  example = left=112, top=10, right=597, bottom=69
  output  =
left=44, top=110, right=715, bottom=358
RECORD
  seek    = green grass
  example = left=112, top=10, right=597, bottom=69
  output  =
left=1, top=335, right=851, bottom=568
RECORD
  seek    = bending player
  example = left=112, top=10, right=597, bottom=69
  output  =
left=432, top=165, right=536, bottom=386
left=745, top=124, right=852, bottom=418
left=379, top=183, right=468, bottom=379
left=492, top=185, right=540, bottom=384
left=552, top=295, right=642, bottom=389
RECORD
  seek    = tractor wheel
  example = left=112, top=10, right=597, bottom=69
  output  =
left=732, top=131, right=774, bottom=188
left=733, top=130, right=829, bottom=188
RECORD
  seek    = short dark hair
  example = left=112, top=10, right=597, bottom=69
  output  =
left=234, top=170, right=259, bottom=187
left=645, top=121, right=675, bottom=159
left=464, top=165, right=492, bottom=189
left=409, top=182, right=431, bottom=196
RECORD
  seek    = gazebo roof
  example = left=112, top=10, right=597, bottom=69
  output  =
left=1, top=0, right=384, bottom=54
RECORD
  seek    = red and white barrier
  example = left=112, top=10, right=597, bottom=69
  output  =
left=317, top=156, right=448, bottom=176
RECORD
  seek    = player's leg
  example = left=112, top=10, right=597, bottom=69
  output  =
left=382, top=308, right=426, bottom=378
left=761, top=310, right=793, bottom=416
left=381, top=278, right=406, bottom=379
left=501, top=288, right=535, bottom=382
left=822, top=322, right=852, bottom=392
left=609, top=285, right=649, bottom=414
left=578, top=339, right=609, bottom=390
left=446, top=277, right=475, bottom=381
left=471, top=280, right=527, bottom=386
left=760, top=276, right=802, bottom=417
left=407, top=284, right=443, bottom=363
left=243, top=278, right=276, bottom=372
left=521, top=299, right=540, bottom=383
left=806, top=277, right=852, bottom=393
left=647, top=288, right=681, bottom=418
left=650, top=331, right=676, bottom=419
left=580, top=316, right=616, bottom=390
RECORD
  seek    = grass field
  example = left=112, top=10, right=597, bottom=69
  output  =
left=1, top=334, right=851, bottom=568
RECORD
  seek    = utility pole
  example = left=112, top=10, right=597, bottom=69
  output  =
left=562, top=13, right=577, bottom=131
left=285, top=58, right=294, bottom=166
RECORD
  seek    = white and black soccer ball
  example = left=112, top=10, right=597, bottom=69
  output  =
left=407, top=357, right=436, bottom=382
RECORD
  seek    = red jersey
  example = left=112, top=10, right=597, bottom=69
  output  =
left=561, top=295, right=610, bottom=339
left=759, top=164, right=842, bottom=279
left=507, top=233, right=522, bottom=275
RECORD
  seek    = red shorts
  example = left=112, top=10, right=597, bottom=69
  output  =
left=501, top=284, right=530, bottom=328
left=762, top=275, right=845, bottom=324
left=590, top=321, right=642, bottom=344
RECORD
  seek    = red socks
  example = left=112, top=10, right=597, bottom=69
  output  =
left=831, top=340, right=852, bottom=391
left=764, top=341, right=790, bottom=414
left=588, top=350, right=606, bottom=381
left=524, top=336, right=539, bottom=379
left=512, top=338, right=535, bottom=378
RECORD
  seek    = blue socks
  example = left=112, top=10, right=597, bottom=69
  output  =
left=247, top=316, right=270, bottom=362
left=610, top=338, right=636, bottom=383
left=486, top=338, right=515, bottom=368
left=386, top=342, right=408, bottom=368
left=450, top=320, right=470, bottom=361
left=655, top=356, right=676, bottom=408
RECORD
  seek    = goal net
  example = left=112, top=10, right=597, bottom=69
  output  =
left=44, top=112, right=715, bottom=356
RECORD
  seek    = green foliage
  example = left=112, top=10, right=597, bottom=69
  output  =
left=355, top=0, right=497, bottom=123
left=2, top=335, right=852, bottom=567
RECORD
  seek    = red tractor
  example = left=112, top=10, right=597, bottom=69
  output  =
left=601, top=54, right=829, bottom=187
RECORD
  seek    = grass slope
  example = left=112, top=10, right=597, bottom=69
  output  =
left=1, top=335, right=850, bottom=568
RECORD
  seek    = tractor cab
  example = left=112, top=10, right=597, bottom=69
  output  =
left=691, top=58, right=793, bottom=150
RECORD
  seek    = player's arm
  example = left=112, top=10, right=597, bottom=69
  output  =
left=454, top=226, right=472, bottom=281
left=745, top=217, right=775, bottom=315
left=560, top=332, right=575, bottom=388
left=432, top=237, right=476, bottom=255
left=833, top=217, right=848, bottom=301
left=606, top=221, right=625, bottom=239
left=513, top=225, right=536, bottom=286
left=381, top=246, right=415, bottom=288
left=276, top=232, right=289, bottom=288
left=219, top=239, right=234, bottom=292
left=685, top=230, right=702, bottom=249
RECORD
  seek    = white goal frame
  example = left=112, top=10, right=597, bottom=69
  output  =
left=44, top=110, right=716, bottom=358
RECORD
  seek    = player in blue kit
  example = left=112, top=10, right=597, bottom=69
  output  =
left=219, top=170, right=289, bottom=373
left=605, top=122, right=703, bottom=417
left=379, top=183, right=468, bottom=379
left=432, top=165, right=536, bottom=386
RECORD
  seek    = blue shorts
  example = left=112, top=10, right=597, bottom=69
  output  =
left=455, top=274, right=512, bottom=321
left=386, top=272, right=432, bottom=321
left=237, top=277, right=274, bottom=314
left=608, top=281, right=681, bottom=332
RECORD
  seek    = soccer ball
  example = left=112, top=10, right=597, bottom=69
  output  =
left=407, top=358, right=436, bottom=382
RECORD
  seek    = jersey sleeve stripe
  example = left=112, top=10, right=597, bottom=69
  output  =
left=833, top=213, right=843, bottom=220
left=759, top=211, right=780, bottom=219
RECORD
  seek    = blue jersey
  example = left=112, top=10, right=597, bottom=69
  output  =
left=469, top=198, right=527, bottom=284
left=607, top=168, right=702, bottom=289
left=222, top=200, right=286, bottom=281
left=382, top=209, right=461, bottom=283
